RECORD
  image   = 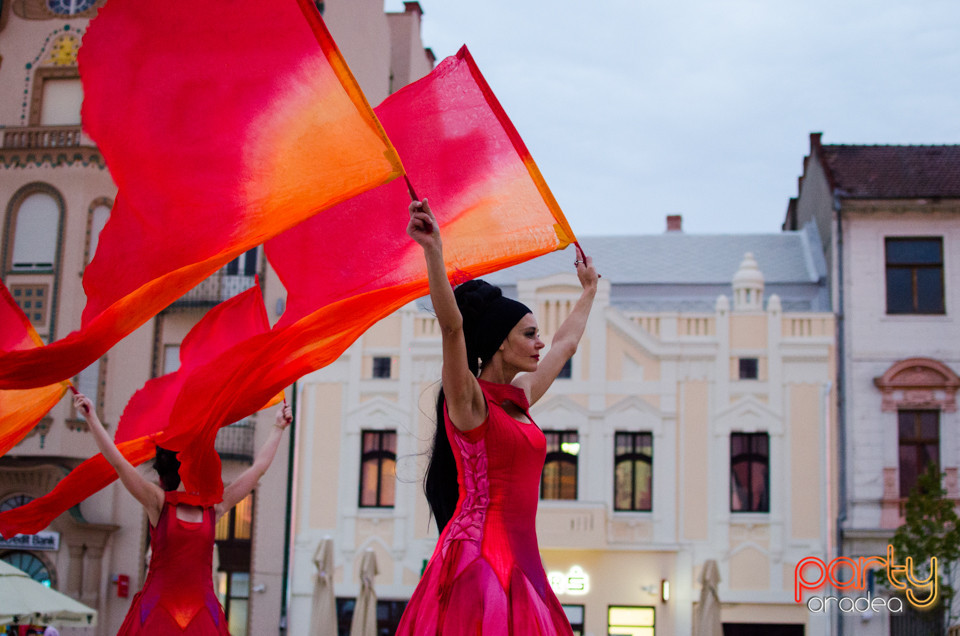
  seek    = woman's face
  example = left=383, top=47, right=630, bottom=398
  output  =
left=499, top=313, right=544, bottom=373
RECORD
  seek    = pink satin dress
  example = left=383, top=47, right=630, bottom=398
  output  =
left=397, top=379, right=573, bottom=635
left=118, top=491, right=229, bottom=635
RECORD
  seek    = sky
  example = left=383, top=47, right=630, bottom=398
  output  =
left=385, top=0, right=960, bottom=236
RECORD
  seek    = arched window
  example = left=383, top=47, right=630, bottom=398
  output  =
left=0, top=494, right=34, bottom=513
left=86, top=198, right=111, bottom=265
left=8, top=191, right=60, bottom=271
left=541, top=430, right=579, bottom=500
left=1, top=551, right=54, bottom=587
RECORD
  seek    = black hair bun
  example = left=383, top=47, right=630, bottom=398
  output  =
left=454, top=279, right=501, bottom=325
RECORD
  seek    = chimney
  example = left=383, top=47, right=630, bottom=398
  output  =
left=666, top=215, right=682, bottom=232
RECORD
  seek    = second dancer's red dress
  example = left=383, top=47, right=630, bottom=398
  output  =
left=397, top=379, right=573, bottom=635
left=117, top=491, right=229, bottom=635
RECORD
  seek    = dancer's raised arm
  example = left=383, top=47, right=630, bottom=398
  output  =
left=515, top=255, right=598, bottom=405
left=217, top=403, right=292, bottom=519
left=407, top=199, right=486, bottom=432
left=75, top=392, right=164, bottom=526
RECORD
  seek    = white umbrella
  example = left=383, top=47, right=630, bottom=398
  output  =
left=0, top=559, right=97, bottom=626
left=349, top=549, right=378, bottom=636
left=693, top=559, right=722, bottom=636
left=310, top=537, right=337, bottom=636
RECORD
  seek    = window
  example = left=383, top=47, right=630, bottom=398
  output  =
left=225, top=248, right=258, bottom=277
left=738, top=358, right=758, bottom=380
left=614, top=432, right=652, bottom=511
left=336, top=598, right=407, bottom=636
left=563, top=604, right=585, bottom=636
left=608, top=605, right=655, bottom=636
left=0, top=495, right=34, bottom=513
left=10, top=284, right=50, bottom=327
left=730, top=432, right=769, bottom=513
left=86, top=199, right=111, bottom=265
left=1, top=551, right=53, bottom=587
left=216, top=571, right=249, bottom=636
left=541, top=431, right=579, bottom=500
left=886, top=238, right=944, bottom=314
left=557, top=357, right=573, bottom=379
left=898, top=410, right=939, bottom=497
left=8, top=192, right=60, bottom=272
left=372, top=356, right=392, bottom=379
left=215, top=493, right=253, bottom=636
left=359, top=431, right=397, bottom=508
left=74, top=357, right=106, bottom=414
left=163, top=345, right=180, bottom=375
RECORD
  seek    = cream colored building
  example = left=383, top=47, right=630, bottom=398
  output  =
left=0, top=1, right=433, bottom=634
left=288, top=221, right=836, bottom=635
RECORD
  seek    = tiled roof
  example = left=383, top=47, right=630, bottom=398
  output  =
left=483, top=225, right=825, bottom=285
left=820, top=144, right=960, bottom=199
left=476, top=224, right=831, bottom=312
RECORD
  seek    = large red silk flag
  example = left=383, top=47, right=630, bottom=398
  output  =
left=168, top=46, right=577, bottom=495
left=0, top=0, right=402, bottom=389
left=0, top=286, right=281, bottom=537
left=0, top=282, right=70, bottom=454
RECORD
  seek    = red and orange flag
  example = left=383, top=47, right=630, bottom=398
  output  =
left=165, top=47, right=577, bottom=498
left=0, top=0, right=402, bottom=390
left=0, top=285, right=281, bottom=538
left=0, top=282, right=71, bottom=455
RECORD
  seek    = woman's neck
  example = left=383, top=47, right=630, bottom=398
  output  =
left=478, top=359, right=518, bottom=385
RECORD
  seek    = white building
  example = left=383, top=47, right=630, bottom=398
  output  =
left=785, top=133, right=960, bottom=635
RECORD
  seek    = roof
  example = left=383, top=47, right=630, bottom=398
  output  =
left=477, top=224, right=830, bottom=312
left=815, top=138, right=960, bottom=199
left=484, top=227, right=824, bottom=285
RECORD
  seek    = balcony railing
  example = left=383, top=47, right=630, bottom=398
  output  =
left=214, top=418, right=255, bottom=462
left=2, top=125, right=83, bottom=149
left=173, top=272, right=257, bottom=307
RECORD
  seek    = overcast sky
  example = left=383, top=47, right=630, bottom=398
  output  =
left=384, top=0, right=960, bottom=236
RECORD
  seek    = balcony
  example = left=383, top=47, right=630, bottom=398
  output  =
left=215, top=418, right=255, bottom=462
left=0, top=125, right=102, bottom=168
left=172, top=272, right=257, bottom=307
left=2, top=125, right=82, bottom=149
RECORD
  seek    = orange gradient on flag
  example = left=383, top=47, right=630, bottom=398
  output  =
left=0, top=282, right=70, bottom=454
left=166, top=47, right=579, bottom=496
left=0, top=286, right=284, bottom=537
left=0, top=0, right=401, bottom=390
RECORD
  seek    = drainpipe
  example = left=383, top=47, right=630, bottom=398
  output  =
left=834, top=196, right=847, bottom=636
left=279, top=381, right=298, bottom=634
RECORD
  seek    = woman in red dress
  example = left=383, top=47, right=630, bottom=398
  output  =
left=73, top=392, right=292, bottom=635
left=397, top=199, right=599, bottom=635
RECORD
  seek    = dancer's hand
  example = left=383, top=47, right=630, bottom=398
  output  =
left=72, top=392, right=93, bottom=417
left=407, top=199, right=441, bottom=251
left=575, top=255, right=599, bottom=293
left=275, top=404, right=293, bottom=430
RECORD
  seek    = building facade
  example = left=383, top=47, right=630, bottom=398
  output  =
left=288, top=224, right=836, bottom=635
left=0, top=1, right=433, bottom=634
left=785, top=133, right=960, bottom=635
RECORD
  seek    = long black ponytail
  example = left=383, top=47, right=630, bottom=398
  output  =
left=423, top=280, right=530, bottom=533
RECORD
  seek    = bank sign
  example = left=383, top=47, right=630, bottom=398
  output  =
left=0, top=531, right=60, bottom=551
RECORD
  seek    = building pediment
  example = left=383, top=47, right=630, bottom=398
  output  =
left=714, top=396, right=782, bottom=434
left=347, top=397, right=408, bottom=427
left=531, top=395, right=591, bottom=428
left=874, top=357, right=960, bottom=413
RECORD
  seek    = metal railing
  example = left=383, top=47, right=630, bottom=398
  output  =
left=2, top=125, right=83, bottom=149
left=173, top=273, right=257, bottom=307
left=214, top=419, right=255, bottom=462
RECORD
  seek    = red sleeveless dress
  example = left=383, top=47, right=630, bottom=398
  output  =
left=397, top=379, right=573, bottom=635
left=118, top=491, right=229, bottom=635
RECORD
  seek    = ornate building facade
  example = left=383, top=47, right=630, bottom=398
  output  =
left=288, top=224, right=836, bottom=635
left=0, top=1, right=433, bottom=633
